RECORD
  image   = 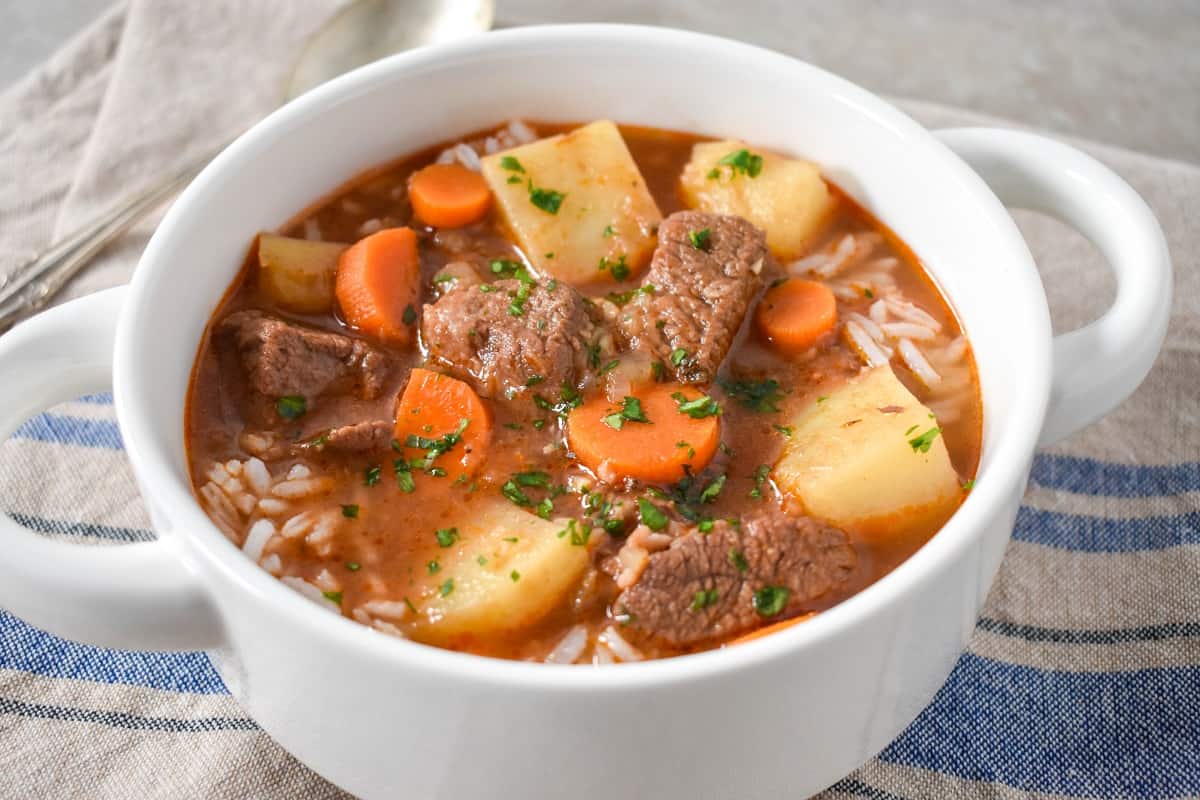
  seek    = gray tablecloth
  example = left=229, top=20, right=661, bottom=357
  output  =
left=1, top=3, right=1197, bottom=798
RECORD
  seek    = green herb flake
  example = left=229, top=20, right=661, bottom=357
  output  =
left=435, top=527, right=459, bottom=548
left=749, top=464, right=771, bottom=499
left=713, top=148, right=764, bottom=179
left=670, top=348, right=689, bottom=367
left=864, top=288, right=875, bottom=299
left=275, top=395, right=307, bottom=420
left=346, top=562, right=361, bottom=572
left=598, top=359, right=621, bottom=376
left=322, top=591, right=343, bottom=605
left=603, top=412, right=625, bottom=431
left=364, top=465, right=382, bottom=487
left=393, top=459, right=415, bottom=493
left=514, top=470, right=552, bottom=487
left=963, top=478, right=976, bottom=491
left=638, top=498, right=670, bottom=532
left=700, top=474, right=727, bottom=504
left=503, top=536, right=519, bottom=544
left=501, top=481, right=533, bottom=507
left=535, top=497, right=554, bottom=520
left=427, top=559, right=441, bottom=575
left=532, top=418, right=546, bottom=430
left=675, top=393, right=722, bottom=419
left=341, top=504, right=360, bottom=519
left=753, top=585, right=790, bottom=617
left=526, top=374, right=546, bottom=387
left=510, top=570, right=521, bottom=582
left=908, top=427, right=942, bottom=453
left=691, top=588, right=719, bottom=611
left=904, top=424, right=920, bottom=436
left=816, top=395, right=829, bottom=404
left=619, top=396, right=650, bottom=423
left=688, top=228, right=712, bottom=251
left=506, top=175, right=522, bottom=184
left=603, top=224, right=615, bottom=237
left=402, top=304, right=417, bottom=326
left=719, top=378, right=785, bottom=413
left=774, top=424, right=794, bottom=437
left=598, top=254, right=631, bottom=281
left=729, top=548, right=750, bottom=573
left=500, top=155, right=525, bottom=173
left=698, top=519, right=715, bottom=533
left=439, top=578, right=455, bottom=597
left=477, top=555, right=488, bottom=566
left=528, top=180, right=566, bottom=214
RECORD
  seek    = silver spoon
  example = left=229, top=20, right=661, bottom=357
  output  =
left=0, top=0, right=494, bottom=332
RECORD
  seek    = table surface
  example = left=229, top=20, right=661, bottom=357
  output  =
left=1, top=0, right=1198, bottom=165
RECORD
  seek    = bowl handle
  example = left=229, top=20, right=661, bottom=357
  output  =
left=0, top=287, right=223, bottom=650
left=935, top=127, right=1172, bottom=445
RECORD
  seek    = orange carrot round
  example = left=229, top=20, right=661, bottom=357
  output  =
left=395, top=368, right=492, bottom=480
left=408, top=163, right=492, bottom=229
left=756, top=279, right=838, bottom=353
left=567, top=384, right=720, bottom=484
left=730, top=612, right=815, bottom=646
left=335, top=227, right=421, bottom=345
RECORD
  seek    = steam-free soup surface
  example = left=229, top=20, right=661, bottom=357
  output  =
left=187, top=120, right=981, bottom=663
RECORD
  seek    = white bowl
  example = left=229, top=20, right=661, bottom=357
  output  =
left=0, top=25, right=1170, bottom=799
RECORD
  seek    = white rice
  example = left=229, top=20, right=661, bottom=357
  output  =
left=881, top=322, right=938, bottom=341
left=885, top=297, right=942, bottom=331
left=281, top=510, right=317, bottom=539
left=241, top=519, right=276, bottom=563
left=271, top=476, right=334, bottom=499
left=312, top=568, right=340, bottom=593
left=260, top=554, right=283, bottom=575
left=507, top=119, right=536, bottom=144
left=453, top=143, right=481, bottom=172
left=598, top=626, right=643, bottom=663
left=846, top=321, right=891, bottom=367
left=281, top=576, right=337, bottom=610
left=592, top=643, right=615, bottom=664
left=257, top=497, right=290, bottom=516
left=357, top=218, right=383, bottom=237
left=360, top=600, right=411, bottom=621
left=287, top=464, right=311, bottom=480
left=898, top=337, right=942, bottom=388
left=546, top=625, right=589, bottom=664
left=243, top=457, right=271, bottom=496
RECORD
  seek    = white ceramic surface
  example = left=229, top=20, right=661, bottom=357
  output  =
left=0, top=26, right=1171, bottom=799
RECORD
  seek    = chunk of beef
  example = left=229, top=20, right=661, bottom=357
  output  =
left=620, top=211, right=767, bottom=382
left=616, top=508, right=855, bottom=647
left=421, top=278, right=599, bottom=400
left=321, top=420, right=393, bottom=453
left=220, top=310, right=390, bottom=400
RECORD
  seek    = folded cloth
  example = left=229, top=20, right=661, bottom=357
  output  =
left=1, top=3, right=1197, bottom=799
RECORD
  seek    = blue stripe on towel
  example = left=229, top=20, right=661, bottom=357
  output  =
left=1013, top=506, right=1200, bottom=552
left=12, top=413, right=123, bottom=449
left=880, top=653, right=1200, bottom=798
left=0, top=696, right=257, bottom=733
left=0, top=612, right=227, bottom=695
left=977, top=618, right=1200, bottom=645
left=76, top=393, right=113, bottom=405
left=1031, top=454, right=1200, bottom=497
left=8, top=512, right=155, bottom=543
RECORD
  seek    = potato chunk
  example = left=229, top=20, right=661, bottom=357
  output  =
left=257, top=234, right=347, bottom=313
left=679, top=140, right=835, bottom=260
left=480, top=121, right=662, bottom=284
left=774, top=366, right=961, bottom=528
left=409, top=498, right=590, bottom=644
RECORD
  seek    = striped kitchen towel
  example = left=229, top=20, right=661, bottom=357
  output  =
left=1, top=2, right=1198, bottom=799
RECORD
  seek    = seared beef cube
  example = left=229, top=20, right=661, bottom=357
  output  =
left=219, top=310, right=390, bottom=400
left=620, top=211, right=767, bottom=382
left=421, top=278, right=599, bottom=400
left=617, top=508, right=855, bottom=647
left=321, top=420, right=393, bottom=453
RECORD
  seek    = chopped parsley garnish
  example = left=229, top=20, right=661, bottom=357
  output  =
left=500, top=155, right=525, bottom=173
left=598, top=254, right=631, bottom=281
left=558, top=519, right=592, bottom=546
left=963, top=478, right=976, bottom=491
left=688, top=228, right=712, bottom=251
left=650, top=361, right=666, bottom=381
left=670, top=348, right=689, bottom=367
left=749, top=464, right=771, bottom=499
left=477, top=555, right=488, bottom=566
left=490, top=259, right=522, bottom=277
left=691, top=588, right=719, bottom=611
left=710, top=148, right=764, bottom=180
left=774, top=424, right=794, bottom=437
left=864, top=288, right=875, bottom=299
left=432, top=272, right=456, bottom=285
left=673, top=392, right=722, bottom=419
left=816, top=395, right=829, bottom=404
left=526, top=374, right=545, bottom=387
left=603, top=396, right=651, bottom=430
left=729, top=548, right=749, bottom=573
left=510, top=570, right=521, bottom=582
left=699, top=474, right=727, bottom=504
left=393, top=459, right=415, bottom=493
left=603, top=224, right=615, bottom=237
left=427, top=559, right=441, bottom=574
left=638, top=498, right=669, bottom=532
left=502, top=536, right=519, bottom=543
left=346, top=562, right=361, bottom=571
left=535, top=497, right=554, bottom=519
left=528, top=180, right=565, bottom=214
left=908, top=427, right=942, bottom=453
left=532, top=419, right=546, bottom=430
left=435, top=527, right=459, bottom=547
left=514, top=470, right=552, bottom=487
left=719, top=378, right=785, bottom=413
left=501, top=480, right=533, bottom=507
left=439, top=578, right=455, bottom=597
left=753, top=586, right=789, bottom=617
left=323, top=591, right=343, bottom=605
left=503, top=422, right=523, bottom=431
left=598, top=359, right=621, bottom=376
left=479, top=284, right=496, bottom=293
left=697, top=519, right=715, bottom=533
left=904, top=424, right=919, bottom=436
left=404, top=418, right=470, bottom=472
left=275, top=395, right=307, bottom=420
left=341, top=504, right=360, bottom=519
left=402, top=304, right=417, bottom=326
left=364, top=465, right=382, bottom=486
left=506, top=175, right=522, bottom=184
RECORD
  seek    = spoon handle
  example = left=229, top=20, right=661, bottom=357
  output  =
left=0, top=143, right=224, bottom=333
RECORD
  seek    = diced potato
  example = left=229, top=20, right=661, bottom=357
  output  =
left=774, top=366, right=961, bottom=528
left=679, top=139, right=835, bottom=260
left=480, top=121, right=662, bottom=284
left=257, top=234, right=347, bottom=313
left=409, top=498, right=590, bottom=643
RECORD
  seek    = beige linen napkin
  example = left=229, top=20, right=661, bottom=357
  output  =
left=0, top=3, right=1197, bottom=799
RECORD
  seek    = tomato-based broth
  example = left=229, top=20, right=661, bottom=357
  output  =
left=187, top=120, right=981, bottom=663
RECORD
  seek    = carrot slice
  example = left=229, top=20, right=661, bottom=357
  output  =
left=394, top=368, right=492, bottom=480
left=755, top=278, right=838, bottom=353
left=409, top=163, right=492, bottom=228
left=730, top=612, right=816, bottom=645
left=567, top=383, right=721, bottom=484
left=335, top=227, right=421, bottom=345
